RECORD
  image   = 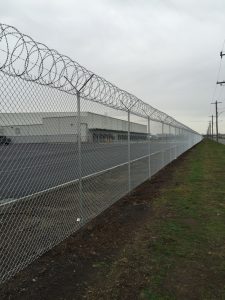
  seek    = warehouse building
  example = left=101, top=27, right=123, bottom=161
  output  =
left=0, top=112, right=147, bottom=144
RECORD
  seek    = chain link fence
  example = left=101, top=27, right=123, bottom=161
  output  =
left=0, top=24, right=202, bottom=283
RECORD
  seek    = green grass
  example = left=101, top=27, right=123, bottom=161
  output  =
left=141, top=140, right=225, bottom=299
left=86, top=140, right=225, bottom=299
left=147, top=140, right=225, bottom=298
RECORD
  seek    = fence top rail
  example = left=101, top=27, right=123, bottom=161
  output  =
left=0, top=23, right=199, bottom=134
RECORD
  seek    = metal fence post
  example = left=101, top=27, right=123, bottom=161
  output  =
left=77, top=91, right=83, bottom=222
left=168, top=124, right=171, bottom=162
left=183, top=128, right=185, bottom=151
left=161, top=122, right=164, bottom=168
left=178, top=127, right=181, bottom=156
left=128, top=110, right=131, bottom=193
left=175, top=126, right=177, bottom=159
left=182, top=128, right=184, bottom=152
left=148, top=117, right=151, bottom=179
left=64, top=75, right=94, bottom=223
left=183, top=128, right=185, bottom=152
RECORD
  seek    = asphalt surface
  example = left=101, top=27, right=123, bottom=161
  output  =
left=0, top=141, right=177, bottom=200
left=0, top=140, right=182, bottom=284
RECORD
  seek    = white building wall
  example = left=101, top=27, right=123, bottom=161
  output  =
left=0, top=112, right=146, bottom=143
left=86, top=112, right=146, bottom=133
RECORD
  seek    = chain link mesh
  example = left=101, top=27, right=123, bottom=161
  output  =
left=0, top=24, right=202, bottom=283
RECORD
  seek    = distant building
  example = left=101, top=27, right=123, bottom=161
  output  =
left=0, top=112, right=147, bottom=144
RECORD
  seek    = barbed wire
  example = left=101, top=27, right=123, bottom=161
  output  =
left=0, top=23, right=197, bottom=132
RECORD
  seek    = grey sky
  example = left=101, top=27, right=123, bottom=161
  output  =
left=1, top=0, right=225, bottom=133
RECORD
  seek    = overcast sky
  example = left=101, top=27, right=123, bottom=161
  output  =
left=1, top=0, right=225, bottom=133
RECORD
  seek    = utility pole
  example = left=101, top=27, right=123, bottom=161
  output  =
left=207, top=121, right=211, bottom=138
left=217, top=51, right=225, bottom=85
left=220, top=51, right=225, bottom=59
left=211, top=101, right=221, bottom=142
left=209, top=115, right=214, bottom=140
left=211, top=115, right=214, bottom=140
left=215, top=51, right=225, bottom=141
